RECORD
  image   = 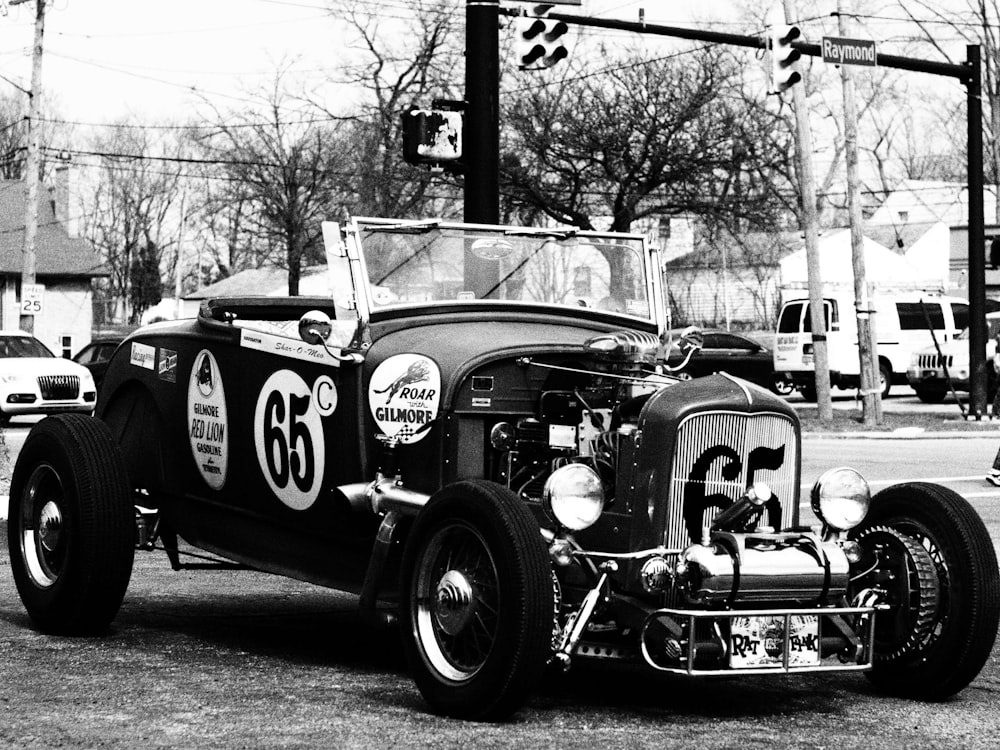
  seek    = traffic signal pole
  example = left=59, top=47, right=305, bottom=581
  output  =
left=465, top=0, right=500, bottom=225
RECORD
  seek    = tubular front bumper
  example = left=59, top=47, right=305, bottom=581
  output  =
left=639, top=604, right=876, bottom=676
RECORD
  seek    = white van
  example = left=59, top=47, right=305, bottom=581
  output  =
left=773, top=292, right=970, bottom=399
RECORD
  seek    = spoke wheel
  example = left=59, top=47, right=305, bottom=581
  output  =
left=852, top=526, right=939, bottom=660
left=850, top=482, right=1000, bottom=699
left=8, top=415, right=135, bottom=635
left=400, top=480, right=553, bottom=720
left=413, top=522, right=500, bottom=681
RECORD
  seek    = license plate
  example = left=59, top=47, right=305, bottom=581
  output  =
left=729, top=615, right=820, bottom=668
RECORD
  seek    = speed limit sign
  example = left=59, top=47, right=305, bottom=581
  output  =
left=20, top=283, right=45, bottom=316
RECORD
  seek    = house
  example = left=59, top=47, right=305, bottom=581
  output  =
left=0, top=167, right=108, bottom=357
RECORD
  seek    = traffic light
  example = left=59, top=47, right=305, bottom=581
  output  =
left=401, top=106, right=464, bottom=173
left=515, top=4, right=569, bottom=70
left=768, top=23, right=802, bottom=94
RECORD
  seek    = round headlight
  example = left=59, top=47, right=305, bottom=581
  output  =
left=542, top=463, right=605, bottom=531
left=810, top=467, right=871, bottom=531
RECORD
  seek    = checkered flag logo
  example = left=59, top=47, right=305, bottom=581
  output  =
left=395, top=425, right=415, bottom=441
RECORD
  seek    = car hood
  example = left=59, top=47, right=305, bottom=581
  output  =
left=366, top=313, right=637, bottom=406
left=912, top=339, right=995, bottom=358
left=0, top=357, right=93, bottom=378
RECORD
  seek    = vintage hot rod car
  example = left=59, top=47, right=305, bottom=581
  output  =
left=7, top=218, right=1000, bottom=720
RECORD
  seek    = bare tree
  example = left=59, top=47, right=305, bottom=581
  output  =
left=897, top=0, right=1000, bottom=220
left=501, top=46, right=790, bottom=234
left=0, top=93, right=29, bottom=180
left=81, top=121, right=184, bottom=323
left=315, top=0, right=464, bottom=218
left=192, top=78, right=347, bottom=296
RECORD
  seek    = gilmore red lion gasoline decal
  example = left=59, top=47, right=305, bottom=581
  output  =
left=187, top=350, right=229, bottom=490
left=368, top=353, right=441, bottom=444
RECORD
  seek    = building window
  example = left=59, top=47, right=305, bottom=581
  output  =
left=60, top=335, right=73, bottom=359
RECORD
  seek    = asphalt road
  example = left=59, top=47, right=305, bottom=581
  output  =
left=1, top=406, right=999, bottom=748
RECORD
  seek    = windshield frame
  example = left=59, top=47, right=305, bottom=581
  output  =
left=339, top=217, right=666, bottom=336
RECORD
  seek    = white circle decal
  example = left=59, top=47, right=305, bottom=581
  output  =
left=368, top=354, right=441, bottom=444
left=254, top=370, right=326, bottom=511
left=187, top=350, right=229, bottom=490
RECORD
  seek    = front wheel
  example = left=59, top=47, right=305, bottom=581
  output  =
left=878, top=360, right=892, bottom=399
left=399, top=480, right=553, bottom=721
left=850, top=482, right=1000, bottom=699
left=7, top=415, right=135, bottom=635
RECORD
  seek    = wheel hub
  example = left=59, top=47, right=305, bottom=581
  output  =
left=433, top=569, right=476, bottom=636
left=38, top=500, right=63, bottom=553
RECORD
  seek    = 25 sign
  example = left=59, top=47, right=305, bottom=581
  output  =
left=20, top=283, right=45, bottom=315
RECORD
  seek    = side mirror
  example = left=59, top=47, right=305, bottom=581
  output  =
left=299, top=310, right=333, bottom=345
left=679, top=326, right=704, bottom=354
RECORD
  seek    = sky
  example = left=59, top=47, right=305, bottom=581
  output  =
left=0, top=0, right=732, bottom=124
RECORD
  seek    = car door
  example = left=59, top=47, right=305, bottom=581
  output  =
left=180, top=316, right=376, bottom=590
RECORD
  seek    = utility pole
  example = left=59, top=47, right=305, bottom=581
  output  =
left=15, top=0, right=46, bottom=334
left=837, top=0, right=882, bottom=425
left=781, top=0, right=833, bottom=421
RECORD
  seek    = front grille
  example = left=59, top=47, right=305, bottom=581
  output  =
left=664, top=411, right=799, bottom=550
left=37, top=375, right=80, bottom=400
left=915, top=353, right=953, bottom=369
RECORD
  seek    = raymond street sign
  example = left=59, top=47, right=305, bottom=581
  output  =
left=822, top=36, right=877, bottom=67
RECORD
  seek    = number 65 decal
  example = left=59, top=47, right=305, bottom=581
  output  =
left=254, top=370, right=335, bottom=510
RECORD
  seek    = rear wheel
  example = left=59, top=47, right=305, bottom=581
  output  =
left=399, top=480, right=553, bottom=720
left=8, top=415, right=135, bottom=635
left=850, top=482, right=1000, bottom=699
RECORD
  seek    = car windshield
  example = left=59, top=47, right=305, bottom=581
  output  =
left=0, top=335, right=54, bottom=358
left=352, top=220, right=654, bottom=323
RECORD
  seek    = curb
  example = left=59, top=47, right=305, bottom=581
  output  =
left=804, top=429, right=1000, bottom=440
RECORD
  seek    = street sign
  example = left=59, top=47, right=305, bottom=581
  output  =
left=822, top=36, right=877, bottom=67
left=20, top=283, right=45, bottom=316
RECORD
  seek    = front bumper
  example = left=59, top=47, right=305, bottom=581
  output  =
left=905, top=366, right=969, bottom=391
left=638, top=604, right=875, bottom=675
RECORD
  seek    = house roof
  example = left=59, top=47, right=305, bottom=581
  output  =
left=0, top=180, right=107, bottom=278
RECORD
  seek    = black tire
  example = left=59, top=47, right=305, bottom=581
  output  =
left=850, top=482, right=1000, bottom=699
left=770, top=377, right=795, bottom=396
left=399, top=480, right=553, bottom=721
left=7, top=415, right=135, bottom=635
left=914, top=385, right=947, bottom=403
left=878, top=360, right=892, bottom=399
